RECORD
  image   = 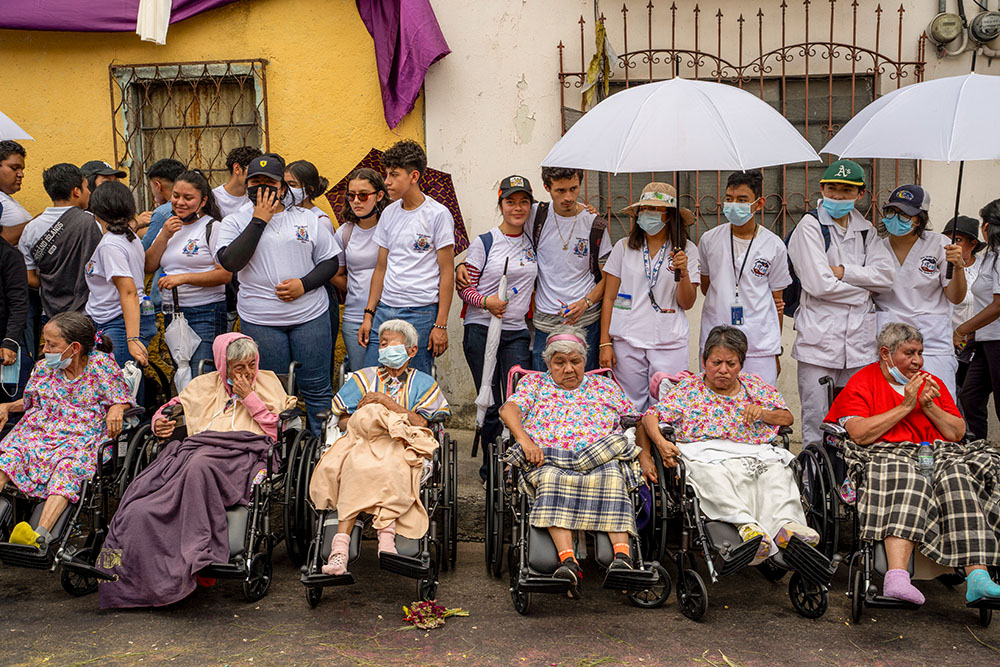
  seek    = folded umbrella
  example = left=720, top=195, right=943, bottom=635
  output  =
left=163, top=289, right=201, bottom=392
left=471, top=259, right=508, bottom=458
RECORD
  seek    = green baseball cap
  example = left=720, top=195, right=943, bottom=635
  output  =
left=819, top=159, right=866, bottom=188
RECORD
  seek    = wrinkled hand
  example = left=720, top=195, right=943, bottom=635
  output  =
left=455, top=264, right=471, bottom=291
left=521, top=440, right=544, bottom=466
left=275, top=279, right=305, bottom=302
left=918, top=374, right=941, bottom=410
left=0, top=404, right=9, bottom=431
left=106, top=404, right=124, bottom=438
left=599, top=344, right=616, bottom=369
left=161, top=216, right=184, bottom=239
left=484, top=294, right=507, bottom=318
left=157, top=273, right=186, bottom=291
left=830, top=265, right=845, bottom=280
left=743, top=403, right=764, bottom=425
left=562, top=299, right=587, bottom=325
left=0, top=348, right=16, bottom=366
left=655, top=438, right=681, bottom=468
left=128, top=340, right=148, bottom=366
left=231, top=372, right=254, bottom=399
left=945, top=244, right=964, bottom=268
left=153, top=417, right=176, bottom=439
left=429, top=327, right=448, bottom=357
left=253, top=187, right=280, bottom=223
left=639, top=451, right=657, bottom=484
left=901, top=371, right=925, bottom=410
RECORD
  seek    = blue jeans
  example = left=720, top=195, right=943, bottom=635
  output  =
left=463, top=324, right=531, bottom=481
left=241, top=313, right=332, bottom=438
left=363, top=303, right=437, bottom=375
left=164, top=300, right=227, bottom=379
left=94, top=313, right=157, bottom=405
left=531, top=319, right=601, bottom=372
left=341, top=319, right=366, bottom=372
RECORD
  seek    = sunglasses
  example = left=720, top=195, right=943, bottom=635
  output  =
left=347, top=191, right=376, bottom=202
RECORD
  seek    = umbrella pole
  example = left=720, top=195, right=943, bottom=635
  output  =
left=674, top=212, right=683, bottom=282
left=946, top=160, right=965, bottom=279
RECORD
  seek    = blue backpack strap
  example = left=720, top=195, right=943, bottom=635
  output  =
left=478, top=231, right=494, bottom=268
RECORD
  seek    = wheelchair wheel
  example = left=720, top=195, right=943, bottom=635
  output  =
left=757, top=559, right=787, bottom=582
left=788, top=571, right=828, bottom=619
left=118, top=424, right=153, bottom=497
left=627, top=563, right=671, bottom=609
left=243, top=553, right=272, bottom=602
left=283, top=431, right=314, bottom=567
left=677, top=569, right=708, bottom=621
left=850, top=566, right=865, bottom=623
left=448, top=433, right=458, bottom=571
left=60, top=548, right=98, bottom=597
left=980, top=607, right=993, bottom=628
left=485, top=438, right=505, bottom=579
left=296, top=435, right=319, bottom=558
left=508, top=545, right=531, bottom=615
left=798, top=444, right=840, bottom=559
left=306, top=585, right=323, bottom=609
left=417, top=576, right=438, bottom=602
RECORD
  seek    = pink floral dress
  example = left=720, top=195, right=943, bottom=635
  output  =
left=0, top=352, right=132, bottom=503
left=645, top=373, right=787, bottom=445
left=507, top=372, right=635, bottom=450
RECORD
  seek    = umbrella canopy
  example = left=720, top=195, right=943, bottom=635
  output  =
left=541, top=77, right=820, bottom=174
left=164, top=310, right=202, bottom=393
left=0, top=109, right=32, bottom=142
left=821, top=73, right=1000, bottom=162
left=326, top=147, right=470, bottom=254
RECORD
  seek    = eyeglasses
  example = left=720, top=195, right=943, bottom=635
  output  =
left=347, top=191, right=375, bottom=202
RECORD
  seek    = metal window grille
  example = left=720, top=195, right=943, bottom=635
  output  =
left=109, top=59, right=269, bottom=210
left=558, top=1, right=927, bottom=243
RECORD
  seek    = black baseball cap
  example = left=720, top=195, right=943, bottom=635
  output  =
left=945, top=215, right=985, bottom=253
left=498, top=174, right=533, bottom=201
left=246, top=153, right=285, bottom=181
left=81, top=160, right=126, bottom=179
left=884, top=184, right=930, bottom=217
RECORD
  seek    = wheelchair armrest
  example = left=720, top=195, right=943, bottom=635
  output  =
left=426, top=412, right=449, bottom=425
left=778, top=425, right=793, bottom=437
left=164, top=403, right=185, bottom=419
left=124, top=406, right=145, bottom=419
left=280, top=406, right=305, bottom=421
left=620, top=415, right=639, bottom=429
left=316, top=410, right=331, bottom=423
left=820, top=422, right=848, bottom=438
left=658, top=423, right=675, bottom=439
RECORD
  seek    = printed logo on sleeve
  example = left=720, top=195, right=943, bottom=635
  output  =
left=751, top=258, right=771, bottom=277
left=85, top=259, right=96, bottom=276
left=295, top=226, right=310, bottom=243
left=572, top=238, right=589, bottom=258
left=413, top=233, right=433, bottom=252
left=919, top=256, right=938, bottom=275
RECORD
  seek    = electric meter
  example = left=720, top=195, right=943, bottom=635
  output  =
left=928, top=12, right=964, bottom=44
left=971, top=11, right=1000, bottom=43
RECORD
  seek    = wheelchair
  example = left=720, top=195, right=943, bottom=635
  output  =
left=485, top=366, right=670, bottom=615
left=649, top=419, right=840, bottom=621
left=807, top=375, right=1000, bottom=627
left=126, top=360, right=313, bottom=601
left=0, top=406, right=147, bottom=596
left=297, top=396, right=458, bottom=608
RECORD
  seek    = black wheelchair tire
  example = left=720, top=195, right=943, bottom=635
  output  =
left=757, top=559, right=788, bottom=582
left=627, top=563, right=672, bottom=609
left=60, top=548, right=98, bottom=597
left=677, top=569, right=708, bottom=621
left=417, top=576, right=438, bottom=602
left=850, top=566, right=865, bottom=623
left=242, top=553, right=272, bottom=602
left=508, top=545, right=531, bottom=615
left=799, top=444, right=841, bottom=559
left=306, top=585, right=322, bottom=609
left=788, top=571, right=828, bottom=619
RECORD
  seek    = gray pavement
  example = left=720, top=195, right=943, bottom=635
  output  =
left=3, top=430, right=1000, bottom=666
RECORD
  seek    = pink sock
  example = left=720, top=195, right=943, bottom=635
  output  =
left=322, top=533, right=351, bottom=576
left=377, top=524, right=397, bottom=555
left=883, top=569, right=925, bottom=605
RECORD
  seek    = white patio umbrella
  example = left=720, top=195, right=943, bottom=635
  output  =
left=0, top=109, right=32, bottom=142
left=163, top=289, right=201, bottom=392
left=541, top=77, right=821, bottom=174
left=471, top=259, right=509, bottom=458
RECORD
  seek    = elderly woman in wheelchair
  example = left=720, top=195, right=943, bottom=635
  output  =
left=499, top=325, right=643, bottom=600
left=97, top=332, right=296, bottom=608
left=825, top=322, right=1000, bottom=609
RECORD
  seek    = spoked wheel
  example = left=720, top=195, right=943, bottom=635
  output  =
left=439, top=434, right=452, bottom=573
left=677, top=569, right=708, bottom=621
left=306, top=585, right=322, bottom=609
left=788, top=571, right=828, bottom=619
left=60, top=548, right=98, bottom=597
left=448, top=434, right=458, bottom=571
left=484, top=439, right=496, bottom=574
left=243, top=553, right=272, bottom=602
left=798, top=445, right=841, bottom=559
left=508, top=545, right=531, bottom=615
left=850, top=566, right=865, bottom=623
left=283, top=433, right=304, bottom=565
left=485, top=439, right=505, bottom=578
left=627, top=564, right=672, bottom=609
left=757, top=559, right=788, bottom=582
left=118, top=425, right=153, bottom=497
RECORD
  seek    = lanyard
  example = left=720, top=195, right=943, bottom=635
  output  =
left=729, top=224, right=758, bottom=297
left=642, top=239, right=668, bottom=290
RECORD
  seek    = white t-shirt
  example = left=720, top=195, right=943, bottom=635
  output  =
left=699, top=223, right=791, bottom=357
left=953, top=254, right=984, bottom=330
left=463, top=227, right=538, bottom=331
left=528, top=204, right=612, bottom=315
left=216, top=206, right=341, bottom=327
left=212, top=184, right=249, bottom=219
left=373, top=196, right=454, bottom=308
left=873, top=232, right=954, bottom=353
left=157, top=215, right=225, bottom=308
left=603, top=237, right=700, bottom=349
left=85, top=233, right=147, bottom=324
left=337, top=222, right=379, bottom=323
left=0, top=191, right=31, bottom=228
left=971, top=252, right=1000, bottom=342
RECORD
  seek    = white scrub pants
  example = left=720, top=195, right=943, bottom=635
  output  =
left=919, top=353, right=959, bottom=401
left=797, top=361, right=865, bottom=446
left=742, top=355, right=778, bottom=387
left=612, top=339, right=688, bottom=412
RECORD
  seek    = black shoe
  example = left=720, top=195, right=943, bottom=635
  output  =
left=607, top=553, right=634, bottom=571
left=553, top=558, right=583, bottom=599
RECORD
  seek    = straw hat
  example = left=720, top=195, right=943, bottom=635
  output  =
left=621, top=182, right=695, bottom=226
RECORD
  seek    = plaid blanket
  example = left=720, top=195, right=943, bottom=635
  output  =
left=843, top=439, right=1000, bottom=567
left=504, top=433, right=642, bottom=535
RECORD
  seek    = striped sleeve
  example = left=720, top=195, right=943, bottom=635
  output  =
left=331, top=371, right=368, bottom=417
left=458, top=264, right=486, bottom=309
left=409, top=373, right=450, bottom=419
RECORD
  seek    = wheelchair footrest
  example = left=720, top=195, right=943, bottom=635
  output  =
left=518, top=575, right=572, bottom=595
left=780, top=536, right=835, bottom=587
left=0, top=542, right=53, bottom=569
left=301, top=571, right=355, bottom=588
left=199, top=562, right=246, bottom=580
left=715, top=535, right=762, bottom=577
left=867, top=594, right=921, bottom=610
left=60, top=555, right=115, bottom=581
left=602, top=566, right=660, bottom=592
left=967, top=595, right=1000, bottom=609
left=379, top=552, right=428, bottom=579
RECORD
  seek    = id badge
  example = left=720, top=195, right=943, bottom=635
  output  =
left=614, top=292, right=633, bottom=310
left=1, top=347, right=20, bottom=389
left=730, top=296, right=744, bottom=326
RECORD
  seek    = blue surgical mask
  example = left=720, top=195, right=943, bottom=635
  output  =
left=44, top=346, right=74, bottom=371
left=882, top=214, right=913, bottom=237
left=723, top=202, right=755, bottom=226
left=636, top=210, right=665, bottom=235
left=822, top=197, right=856, bottom=219
left=885, top=360, right=910, bottom=385
left=226, top=377, right=234, bottom=386
left=378, top=344, right=410, bottom=370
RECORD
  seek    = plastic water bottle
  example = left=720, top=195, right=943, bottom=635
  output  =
left=918, top=441, right=934, bottom=484
left=159, top=273, right=174, bottom=315
left=140, top=295, right=154, bottom=317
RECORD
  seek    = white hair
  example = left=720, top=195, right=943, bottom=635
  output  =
left=877, top=322, right=923, bottom=354
left=379, top=318, right=419, bottom=348
left=541, top=324, right=588, bottom=365
left=226, top=337, right=258, bottom=364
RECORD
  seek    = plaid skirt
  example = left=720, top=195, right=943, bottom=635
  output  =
left=504, top=433, right=641, bottom=536
left=843, top=439, right=1000, bottom=567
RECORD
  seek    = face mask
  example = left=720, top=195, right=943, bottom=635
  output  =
left=247, top=184, right=280, bottom=206
left=723, top=202, right=755, bottom=226
left=226, top=377, right=233, bottom=386
left=378, top=344, right=410, bottom=370
left=885, top=359, right=910, bottom=385
left=172, top=209, right=200, bottom=223
left=821, top=197, right=856, bottom=219
left=283, top=187, right=306, bottom=207
left=636, top=210, right=665, bottom=235
left=882, top=214, right=913, bottom=237
left=44, top=345, right=74, bottom=371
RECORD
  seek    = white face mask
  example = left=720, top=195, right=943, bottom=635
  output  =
left=283, top=187, right=306, bottom=207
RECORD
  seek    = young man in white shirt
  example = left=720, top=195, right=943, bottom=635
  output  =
left=358, top=140, right=455, bottom=375
left=787, top=159, right=895, bottom=445
left=700, top=170, right=791, bottom=386
left=213, top=146, right=262, bottom=218
left=0, top=141, right=32, bottom=246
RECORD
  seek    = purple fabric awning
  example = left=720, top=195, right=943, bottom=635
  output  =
left=0, top=0, right=238, bottom=32
left=357, top=0, right=450, bottom=129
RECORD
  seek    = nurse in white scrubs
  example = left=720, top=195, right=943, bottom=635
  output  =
left=599, top=182, right=699, bottom=411
left=873, top=185, right=965, bottom=398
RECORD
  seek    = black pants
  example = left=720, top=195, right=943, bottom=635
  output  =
left=462, top=324, right=531, bottom=480
left=958, top=340, right=1000, bottom=440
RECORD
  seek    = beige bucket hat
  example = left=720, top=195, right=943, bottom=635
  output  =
left=621, top=182, right=695, bottom=226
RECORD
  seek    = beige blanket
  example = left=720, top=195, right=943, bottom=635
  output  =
left=308, top=404, right=438, bottom=538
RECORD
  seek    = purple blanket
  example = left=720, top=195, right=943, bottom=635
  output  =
left=0, top=1, right=238, bottom=32
left=97, top=430, right=276, bottom=609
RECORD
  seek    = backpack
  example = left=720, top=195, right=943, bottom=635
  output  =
left=783, top=208, right=868, bottom=318
left=530, top=202, right=607, bottom=285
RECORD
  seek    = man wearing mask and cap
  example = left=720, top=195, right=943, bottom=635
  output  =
left=787, top=159, right=895, bottom=445
left=81, top=160, right=127, bottom=194
left=945, top=215, right=986, bottom=398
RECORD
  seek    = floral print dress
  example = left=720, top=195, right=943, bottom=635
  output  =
left=0, top=352, right=132, bottom=503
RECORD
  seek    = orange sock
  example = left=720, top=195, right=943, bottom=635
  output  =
left=613, top=542, right=630, bottom=558
left=558, top=549, right=575, bottom=563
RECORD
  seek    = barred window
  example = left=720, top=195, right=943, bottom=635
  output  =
left=109, top=59, right=269, bottom=209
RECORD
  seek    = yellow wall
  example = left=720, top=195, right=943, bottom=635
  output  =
left=0, top=0, right=424, bottom=218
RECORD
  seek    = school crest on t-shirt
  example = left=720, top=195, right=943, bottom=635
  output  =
left=85, top=259, right=96, bottom=276
left=295, top=226, right=310, bottom=243
left=523, top=247, right=537, bottom=263
left=572, top=238, right=589, bottom=258
left=182, top=238, right=201, bottom=256
left=919, top=255, right=938, bottom=275
left=413, top=234, right=432, bottom=252
left=752, top=258, right=771, bottom=277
